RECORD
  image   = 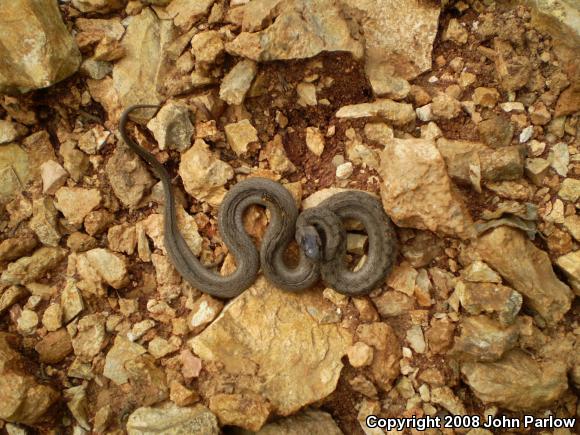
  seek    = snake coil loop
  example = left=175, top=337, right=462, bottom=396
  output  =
left=120, top=105, right=398, bottom=298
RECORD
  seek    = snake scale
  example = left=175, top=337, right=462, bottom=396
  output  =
left=120, top=105, right=398, bottom=298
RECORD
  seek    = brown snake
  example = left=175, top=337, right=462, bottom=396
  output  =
left=120, top=105, right=398, bottom=298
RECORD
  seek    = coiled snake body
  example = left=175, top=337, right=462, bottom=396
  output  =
left=120, top=105, right=397, bottom=298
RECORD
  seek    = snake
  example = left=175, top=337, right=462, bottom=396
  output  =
left=120, top=105, right=398, bottom=298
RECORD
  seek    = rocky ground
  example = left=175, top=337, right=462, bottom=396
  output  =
left=0, top=0, right=579, bottom=434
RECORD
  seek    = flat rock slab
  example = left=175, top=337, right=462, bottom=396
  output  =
left=476, top=226, right=573, bottom=324
left=342, top=0, right=441, bottom=80
left=190, top=277, right=352, bottom=423
left=461, top=350, right=568, bottom=411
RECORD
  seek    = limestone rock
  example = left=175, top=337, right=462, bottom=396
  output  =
left=54, top=187, right=102, bottom=226
left=364, top=123, right=393, bottom=145
left=0, top=234, right=37, bottom=263
left=225, top=119, right=258, bottom=155
left=0, top=144, right=29, bottom=202
left=191, top=30, right=224, bottom=70
left=219, top=59, right=257, bottom=105
left=261, top=135, right=296, bottom=175
left=355, top=322, right=401, bottom=391
left=456, top=281, right=522, bottom=325
left=246, top=410, right=343, bottom=435
left=379, top=138, right=475, bottom=239
left=70, top=314, right=107, bottom=362
left=190, top=277, right=352, bottom=421
left=29, top=198, right=61, bottom=247
left=558, top=178, right=580, bottom=202
left=450, top=316, right=520, bottom=362
left=556, top=251, right=580, bottom=295
left=0, top=120, right=27, bottom=145
left=443, top=18, right=468, bottom=45
left=476, top=227, right=573, bottom=324
left=61, top=280, right=84, bottom=323
left=430, top=386, right=466, bottom=415
left=59, top=141, right=89, bottom=182
left=35, top=328, right=73, bottom=364
left=40, top=160, right=68, bottom=195
left=0, top=0, right=81, bottom=94
left=0, top=286, right=29, bottom=316
left=72, top=0, right=125, bottom=14
left=76, top=248, right=129, bottom=292
left=461, top=350, right=568, bottom=411
left=342, top=0, right=440, bottom=80
left=477, top=115, right=514, bottom=148
left=166, top=0, right=215, bottom=29
left=16, top=310, right=38, bottom=336
left=42, top=303, right=63, bottom=332
left=127, top=404, right=219, bottom=435
left=103, top=335, right=146, bottom=385
left=1, top=247, right=67, bottom=286
left=113, top=8, right=172, bottom=121
left=305, top=127, right=325, bottom=156
left=0, top=333, right=59, bottom=425
left=226, top=0, right=363, bottom=61
left=347, top=342, right=374, bottom=368
left=336, top=99, right=415, bottom=126
left=178, top=139, right=234, bottom=206
left=106, top=145, right=155, bottom=208
left=146, top=103, right=193, bottom=152
left=209, top=393, right=270, bottom=431
left=431, top=93, right=462, bottom=120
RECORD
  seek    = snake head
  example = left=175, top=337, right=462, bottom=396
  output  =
left=296, top=225, right=322, bottom=261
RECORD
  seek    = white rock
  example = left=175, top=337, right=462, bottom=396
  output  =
left=519, top=126, right=534, bottom=143
left=40, top=160, right=68, bottom=195
left=336, top=162, right=353, bottom=179
left=219, top=59, right=257, bottom=105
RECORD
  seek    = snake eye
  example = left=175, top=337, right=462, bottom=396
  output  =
left=297, top=226, right=322, bottom=261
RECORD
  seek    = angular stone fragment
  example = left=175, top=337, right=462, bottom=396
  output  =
left=219, top=59, right=257, bottom=105
left=54, top=187, right=102, bottom=226
left=461, top=350, right=568, bottom=411
left=342, top=0, right=440, bottom=79
left=355, top=322, right=401, bottom=391
left=225, top=119, right=258, bottom=155
left=336, top=99, right=415, bottom=126
left=72, top=0, right=125, bottom=14
left=146, top=103, right=193, bottom=152
left=450, top=316, right=520, bottom=362
left=103, top=336, right=146, bottom=385
left=0, top=333, right=59, bottom=425
left=0, top=0, right=81, bottom=94
left=0, top=144, right=29, bottom=202
left=35, top=329, right=73, bottom=364
left=166, top=0, right=215, bottom=29
left=379, top=138, right=475, bottom=239
left=40, top=160, right=68, bottom=195
left=113, top=9, right=171, bottom=121
left=556, top=251, right=580, bottom=295
left=209, top=393, right=270, bottom=432
left=1, top=247, right=67, bottom=286
left=456, top=281, right=522, bottom=325
left=190, top=278, right=352, bottom=420
left=226, top=0, right=363, bottom=61
left=250, top=410, right=343, bottom=435
left=178, top=139, right=234, bottom=206
left=29, top=198, right=61, bottom=247
left=61, top=280, right=84, bottom=323
left=71, top=314, right=107, bottom=362
left=127, top=404, right=219, bottom=435
left=0, top=120, right=27, bottom=145
left=476, top=227, right=573, bottom=324
left=106, top=146, right=155, bottom=208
